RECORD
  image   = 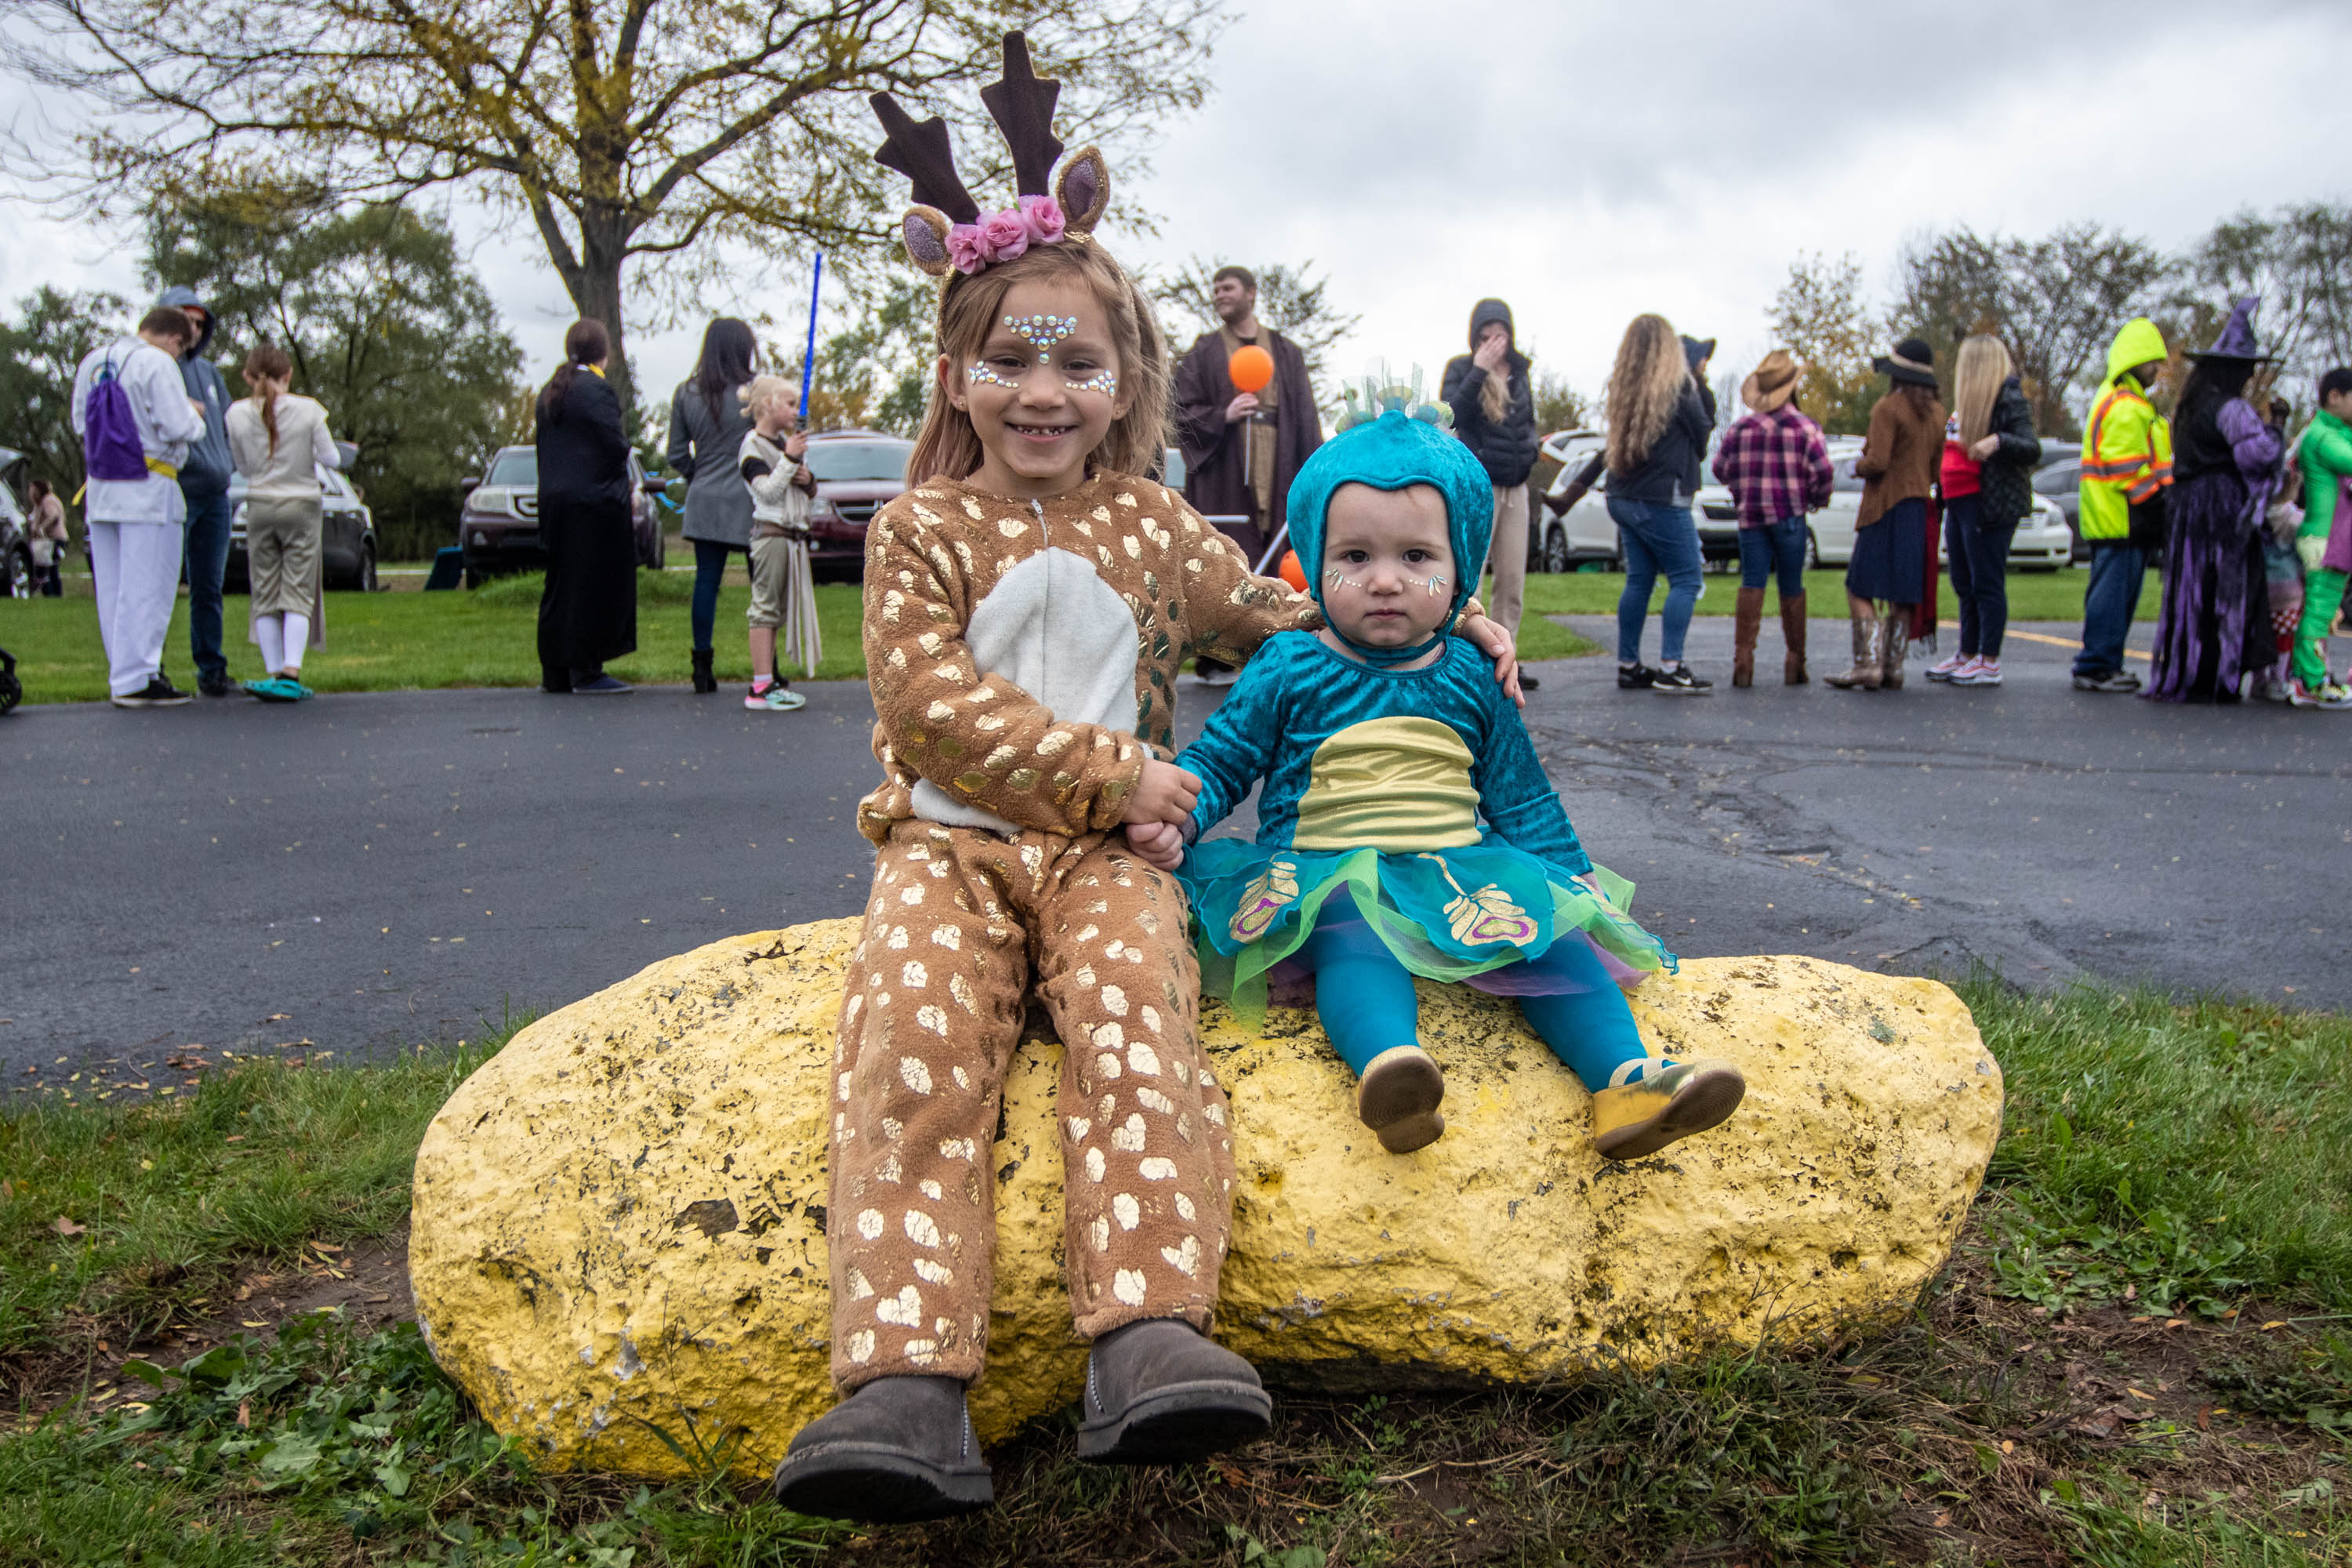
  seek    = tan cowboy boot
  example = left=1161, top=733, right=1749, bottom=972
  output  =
left=1824, top=608, right=1882, bottom=689
left=1881, top=612, right=1911, bottom=690
left=1730, top=586, right=1764, bottom=688
left=1781, top=593, right=1809, bottom=684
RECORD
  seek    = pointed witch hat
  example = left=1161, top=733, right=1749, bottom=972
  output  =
left=2189, top=296, right=2276, bottom=362
left=868, top=33, right=1111, bottom=277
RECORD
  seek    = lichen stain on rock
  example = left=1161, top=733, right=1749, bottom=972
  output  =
left=410, top=922, right=2001, bottom=1481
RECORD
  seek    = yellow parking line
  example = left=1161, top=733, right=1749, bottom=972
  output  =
left=2002, top=629, right=2149, bottom=662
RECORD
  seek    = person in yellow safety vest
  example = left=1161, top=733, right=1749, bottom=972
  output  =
left=2073, top=318, right=2172, bottom=692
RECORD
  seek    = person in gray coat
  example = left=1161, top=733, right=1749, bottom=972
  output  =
left=158, top=286, right=238, bottom=695
left=665, top=318, right=760, bottom=694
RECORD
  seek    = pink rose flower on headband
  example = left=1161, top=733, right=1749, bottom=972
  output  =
left=946, top=223, right=990, bottom=274
left=1018, top=194, right=1066, bottom=245
left=979, top=208, right=1030, bottom=262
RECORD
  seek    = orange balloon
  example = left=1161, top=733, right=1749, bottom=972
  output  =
left=1227, top=343, right=1275, bottom=394
left=1279, top=550, right=1306, bottom=591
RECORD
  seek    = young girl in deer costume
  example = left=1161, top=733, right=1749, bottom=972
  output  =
left=771, top=34, right=1522, bottom=1524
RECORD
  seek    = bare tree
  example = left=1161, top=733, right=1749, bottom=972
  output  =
left=1896, top=223, right=2171, bottom=437
left=6, top=2, right=1223, bottom=412
left=2171, top=202, right=2352, bottom=412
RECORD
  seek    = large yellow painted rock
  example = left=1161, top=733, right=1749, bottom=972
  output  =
left=410, top=920, right=2001, bottom=1481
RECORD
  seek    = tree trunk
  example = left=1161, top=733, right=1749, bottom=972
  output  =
left=575, top=208, right=636, bottom=424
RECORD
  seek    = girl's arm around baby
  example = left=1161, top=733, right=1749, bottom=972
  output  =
left=1469, top=684, right=1594, bottom=880
left=1171, top=641, right=1290, bottom=843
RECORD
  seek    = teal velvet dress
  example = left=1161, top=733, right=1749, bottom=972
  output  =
left=1173, top=630, right=1675, bottom=1021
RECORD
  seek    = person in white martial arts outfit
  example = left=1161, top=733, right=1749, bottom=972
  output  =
left=71, top=307, right=209, bottom=707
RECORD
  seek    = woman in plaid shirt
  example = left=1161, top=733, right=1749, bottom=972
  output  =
left=1711, top=351, right=1834, bottom=685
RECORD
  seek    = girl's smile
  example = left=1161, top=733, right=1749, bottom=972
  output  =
left=946, top=274, right=1130, bottom=499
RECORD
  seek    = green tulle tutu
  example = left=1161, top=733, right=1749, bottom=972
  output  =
left=1177, top=834, right=1677, bottom=1024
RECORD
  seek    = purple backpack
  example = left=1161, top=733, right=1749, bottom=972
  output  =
left=83, top=349, right=150, bottom=483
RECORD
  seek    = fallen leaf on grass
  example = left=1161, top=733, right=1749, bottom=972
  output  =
left=366, top=1294, right=391, bottom=1304
left=235, top=1399, right=250, bottom=1428
left=2196, top=1406, right=2212, bottom=1431
left=241, top=1320, right=270, bottom=1329
left=2261, top=1321, right=2288, bottom=1330
left=52, top=1217, right=84, bottom=1236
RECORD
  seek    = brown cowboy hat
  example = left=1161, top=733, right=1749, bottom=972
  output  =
left=1741, top=350, right=1804, bottom=413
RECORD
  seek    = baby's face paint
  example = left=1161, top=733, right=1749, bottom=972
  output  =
left=1315, top=481, right=1457, bottom=652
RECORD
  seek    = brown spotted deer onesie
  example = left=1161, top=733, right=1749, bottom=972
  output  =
left=827, top=474, right=1322, bottom=1388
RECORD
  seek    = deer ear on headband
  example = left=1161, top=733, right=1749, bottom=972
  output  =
left=1055, top=146, right=1109, bottom=236
left=899, top=207, right=956, bottom=277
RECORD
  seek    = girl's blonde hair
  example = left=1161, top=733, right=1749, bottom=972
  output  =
left=1954, top=334, right=2014, bottom=448
left=906, top=238, right=1168, bottom=487
left=1604, top=314, right=1690, bottom=475
left=741, top=375, right=797, bottom=423
left=241, top=342, right=294, bottom=456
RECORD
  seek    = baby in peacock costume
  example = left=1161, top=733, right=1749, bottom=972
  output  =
left=1153, top=377, right=1746, bottom=1158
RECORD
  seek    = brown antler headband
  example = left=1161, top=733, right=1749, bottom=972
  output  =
left=869, top=31, right=1112, bottom=278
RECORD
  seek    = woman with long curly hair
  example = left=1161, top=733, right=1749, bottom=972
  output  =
left=1603, top=314, right=1714, bottom=694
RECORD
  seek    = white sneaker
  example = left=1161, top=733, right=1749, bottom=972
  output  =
left=1952, top=659, right=2002, bottom=686
left=746, top=682, right=807, bottom=711
left=1925, top=652, right=1969, bottom=681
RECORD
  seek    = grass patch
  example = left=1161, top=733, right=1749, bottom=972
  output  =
left=1520, top=564, right=2159, bottom=626
left=5, top=984, right=2349, bottom=1564
left=2, top=575, right=870, bottom=705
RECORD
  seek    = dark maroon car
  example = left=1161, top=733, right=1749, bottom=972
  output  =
left=803, top=428, right=913, bottom=581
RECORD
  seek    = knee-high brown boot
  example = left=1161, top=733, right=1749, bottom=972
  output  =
left=1780, top=593, right=1809, bottom=684
left=1731, top=587, right=1765, bottom=688
left=1824, top=608, right=1882, bottom=690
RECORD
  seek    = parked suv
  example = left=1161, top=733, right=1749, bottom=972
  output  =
left=0, top=448, right=34, bottom=598
left=459, top=446, right=666, bottom=586
left=226, top=460, right=380, bottom=593
left=801, top=428, right=914, bottom=581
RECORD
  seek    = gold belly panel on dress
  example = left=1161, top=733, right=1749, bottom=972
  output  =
left=1291, top=717, right=1482, bottom=852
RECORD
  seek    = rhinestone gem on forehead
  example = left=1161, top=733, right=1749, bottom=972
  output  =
left=1004, top=314, right=1078, bottom=364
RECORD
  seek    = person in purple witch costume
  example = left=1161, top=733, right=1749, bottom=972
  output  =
left=2143, top=297, right=2288, bottom=703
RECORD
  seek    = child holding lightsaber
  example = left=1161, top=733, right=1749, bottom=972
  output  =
left=737, top=376, right=821, bottom=708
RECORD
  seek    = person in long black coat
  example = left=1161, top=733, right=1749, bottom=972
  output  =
left=535, top=319, right=638, bottom=693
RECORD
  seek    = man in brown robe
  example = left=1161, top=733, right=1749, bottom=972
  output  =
left=1171, top=267, right=1323, bottom=677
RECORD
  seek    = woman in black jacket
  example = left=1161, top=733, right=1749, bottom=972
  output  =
left=535, top=319, right=638, bottom=694
left=1928, top=335, right=2040, bottom=687
left=1443, top=299, right=1540, bottom=683
left=1598, top=313, right=1715, bottom=694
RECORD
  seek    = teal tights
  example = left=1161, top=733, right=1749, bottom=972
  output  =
left=1296, top=898, right=1647, bottom=1093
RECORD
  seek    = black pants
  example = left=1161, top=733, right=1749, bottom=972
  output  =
left=1946, top=493, right=2019, bottom=659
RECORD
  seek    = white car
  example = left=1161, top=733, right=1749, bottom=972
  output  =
left=1537, top=432, right=2073, bottom=573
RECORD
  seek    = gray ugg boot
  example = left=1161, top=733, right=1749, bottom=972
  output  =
left=1076, top=1317, right=1272, bottom=1465
left=770, top=1374, right=993, bottom=1523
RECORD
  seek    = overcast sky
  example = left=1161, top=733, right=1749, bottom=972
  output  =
left=5, top=0, right=2349, bottom=408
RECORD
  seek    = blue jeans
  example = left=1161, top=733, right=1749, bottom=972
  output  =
left=1945, top=493, right=2019, bottom=658
left=691, top=539, right=746, bottom=651
left=2074, top=542, right=2146, bottom=677
left=1737, top=516, right=1807, bottom=599
left=1610, top=496, right=1704, bottom=665
left=182, top=487, right=233, bottom=684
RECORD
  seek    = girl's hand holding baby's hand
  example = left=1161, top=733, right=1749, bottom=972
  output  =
left=1125, top=819, right=1186, bottom=871
left=1458, top=613, right=1525, bottom=708
left=1126, top=758, right=1200, bottom=826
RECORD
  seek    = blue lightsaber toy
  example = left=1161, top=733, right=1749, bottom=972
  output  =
left=797, top=253, right=824, bottom=422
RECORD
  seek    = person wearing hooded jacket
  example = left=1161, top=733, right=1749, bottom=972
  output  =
left=1443, top=300, right=1541, bottom=684
left=157, top=286, right=239, bottom=696
left=2073, top=318, right=2172, bottom=692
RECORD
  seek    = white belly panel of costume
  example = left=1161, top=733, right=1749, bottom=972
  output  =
left=911, top=546, right=1142, bottom=836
